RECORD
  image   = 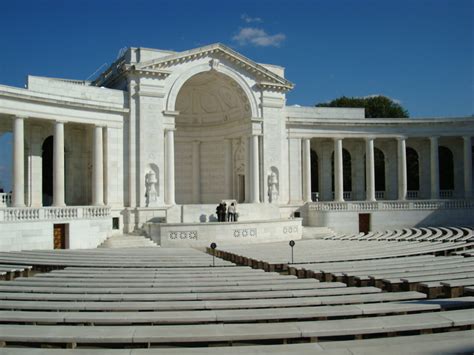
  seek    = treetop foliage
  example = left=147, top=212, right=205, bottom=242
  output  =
left=315, top=95, right=409, bottom=118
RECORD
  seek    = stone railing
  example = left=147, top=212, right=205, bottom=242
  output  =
left=0, top=193, right=12, bottom=208
left=440, top=190, right=454, bottom=199
left=308, top=199, right=474, bottom=212
left=0, top=206, right=111, bottom=222
left=375, top=191, right=385, bottom=200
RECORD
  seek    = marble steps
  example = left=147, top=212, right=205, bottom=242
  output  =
left=97, top=235, right=160, bottom=248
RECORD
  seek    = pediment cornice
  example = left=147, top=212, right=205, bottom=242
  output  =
left=135, top=43, right=294, bottom=92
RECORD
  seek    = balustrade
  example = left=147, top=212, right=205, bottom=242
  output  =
left=440, top=190, right=454, bottom=199
left=0, top=193, right=12, bottom=207
left=308, top=199, right=474, bottom=212
left=407, top=190, right=419, bottom=199
left=375, top=191, right=385, bottom=200
left=0, top=206, right=111, bottom=222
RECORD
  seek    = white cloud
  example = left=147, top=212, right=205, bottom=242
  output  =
left=241, top=14, right=262, bottom=23
left=363, top=94, right=402, bottom=105
left=233, top=27, right=286, bottom=47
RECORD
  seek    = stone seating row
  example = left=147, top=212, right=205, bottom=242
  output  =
left=0, top=309, right=472, bottom=348
left=0, top=277, right=320, bottom=289
left=0, top=282, right=349, bottom=297
left=287, top=255, right=474, bottom=297
left=0, top=291, right=427, bottom=311
left=0, top=330, right=472, bottom=354
left=1, top=297, right=471, bottom=325
left=214, top=239, right=473, bottom=270
left=0, top=248, right=234, bottom=268
left=326, top=226, right=473, bottom=243
left=0, top=263, right=32, bottom=280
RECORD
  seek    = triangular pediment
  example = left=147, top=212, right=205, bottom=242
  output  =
left=135, top=43, right=294, bottom=91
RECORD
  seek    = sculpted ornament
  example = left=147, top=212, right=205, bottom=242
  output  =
left=209, top=58, right=220, bottom=71
left=145, top=170, right=158, bottom=207
left=268, top=170, right=279, bottom=203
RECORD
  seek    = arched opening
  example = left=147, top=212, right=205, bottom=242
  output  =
left=331, top=149, right=352, bottom=198
left=174, top=71, right=252, bottom=204
left=310, top=149, right=319, bottom=200
left=439, top=146, right=454, bottom=191
left=406, top=147, right=420, bottom=197
left=374, top=147, right=385, bottom=193
left=42, top=136, right=53, bottom=206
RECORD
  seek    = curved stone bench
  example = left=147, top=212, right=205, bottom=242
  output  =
left=0, top=309, right=471, bottom=347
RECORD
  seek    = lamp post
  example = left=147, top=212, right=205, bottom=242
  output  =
left=210, top=242, right=217, bottom=267
left=289, top=240, right=295, bottom=264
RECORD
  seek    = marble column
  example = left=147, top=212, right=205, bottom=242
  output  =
left=250, top=134, right=260, bottom=203
left=365, top=137, right=376, bottom=201
left=192, top=140, right=201, bottom=203
left=302, top=138, right=312, bottom=202
left=92, top=125, right=104, bottom=206
left=334, top=137, right=344, bottom=202
left=165, top=129, right=175, bottom=205
left=12, top=116, right=25, bottom=207
left=430, top=136, right=439, bottom=199
left=397, top=137, right=407, bottom=200
left=53, top=121, right=65, bottom=207
left=224, top=139, right=233, bottom=199
left=463, top=136, right=472, bottom=199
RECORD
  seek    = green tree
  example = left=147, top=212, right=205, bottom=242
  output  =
left=315, top=95, right=409, bottom=118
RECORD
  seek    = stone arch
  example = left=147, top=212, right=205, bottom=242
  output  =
left=165, top=62, right=259, bottom=119
left=172, top=68, right=254, bottom=204
left=406, top=146, right=420, bottom=191
left=439, top=145, right=454, bottom=190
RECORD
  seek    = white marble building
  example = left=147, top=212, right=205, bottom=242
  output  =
left=0, top=43, right=473, bottom=250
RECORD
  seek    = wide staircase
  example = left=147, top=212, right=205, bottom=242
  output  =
left=98, top=234, right=158, bottom=248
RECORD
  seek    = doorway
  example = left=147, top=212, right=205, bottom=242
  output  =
left=359, top=213, right=370, bottom=234
left=237, top=175, right=245, bottom=203
left=53, top=224, right=67, bottom=249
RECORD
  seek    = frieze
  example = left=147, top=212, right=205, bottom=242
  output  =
left=169, top=231, right=198, bottom=240
left=233, top=228, right=257, bottom=238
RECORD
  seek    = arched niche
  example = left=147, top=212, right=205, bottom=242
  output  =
left=173, top=71, right=253, bottom=204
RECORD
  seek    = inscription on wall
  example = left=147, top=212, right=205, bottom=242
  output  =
left=169, top=231, right=198, bottom=240
left=283, top=226, right=299, bottom=234
left=233, top=228, right=257, bottom=238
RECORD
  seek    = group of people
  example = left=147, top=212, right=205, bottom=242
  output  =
left=216, top=202, right=237, bottom=222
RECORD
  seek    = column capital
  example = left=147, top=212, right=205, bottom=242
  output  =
left=164, top=128, right=176, bottom=133
left=13, top=115, right=27, bottom=120
left=429, top=136, right=439, bottom=142
left=364, top=136, right=376, bottom=142
left=333, top=136, right=344, bottom=142
left=463, top=135, right=472, bottom=142
left=396, top=135, right=407, bottom=141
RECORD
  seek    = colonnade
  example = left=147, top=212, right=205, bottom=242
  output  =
left=11, top=116, right=106, bottom=208
left=301, top=136, right=473, bottom=202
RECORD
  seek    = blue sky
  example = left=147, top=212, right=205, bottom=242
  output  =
left=0, top=0, right=472, bottom=190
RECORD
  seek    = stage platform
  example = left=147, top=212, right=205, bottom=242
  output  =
left=145, top=218, right=302, bottom=248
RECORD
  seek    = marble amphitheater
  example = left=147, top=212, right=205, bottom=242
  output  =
left=0, top=43, right=473, bottom=353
